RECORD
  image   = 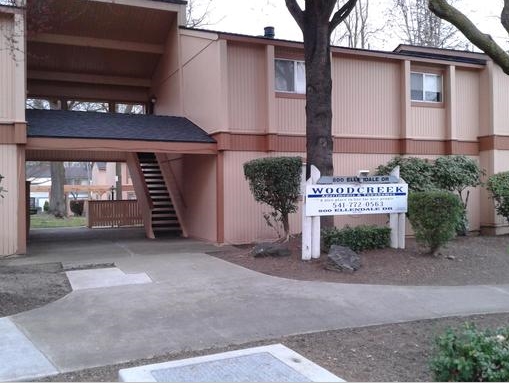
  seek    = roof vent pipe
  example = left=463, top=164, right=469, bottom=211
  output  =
left=264, top=26, right=275, bottom=39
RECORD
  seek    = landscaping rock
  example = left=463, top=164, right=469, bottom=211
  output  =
left=326, top=245, right=361, bottom=273
left=252, top=242, right=291, bottom=258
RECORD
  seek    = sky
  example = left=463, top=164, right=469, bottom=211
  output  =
left=193, top=0, right=507, bottom=51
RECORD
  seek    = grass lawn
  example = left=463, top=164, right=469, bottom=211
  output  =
left=30, top=213, right=86, bottom=228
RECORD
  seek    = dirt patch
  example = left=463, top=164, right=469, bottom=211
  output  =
left=37, top=313, right=509, bottom=382
left=0, top=262, right=72, bottom=317
left=209, top=235, right=509, bottom=285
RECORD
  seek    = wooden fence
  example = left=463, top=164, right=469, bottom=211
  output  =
left=86, top=200, right=143, bottom=228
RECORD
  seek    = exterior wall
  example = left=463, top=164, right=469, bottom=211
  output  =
left=409, top=107, right=446, bottom=139
left=180, top=30, right=227, bottom=134
left=227, top=43, right=267, bottom=133
left=151, top=19, right=181, bottom=116
left=182, top=154, right=217, bottom=242
left=0, top=14, right=14, bottom=122
left=0, top=10, right=25, bottom=255
left=215, top=41, right=489, bottom=244
left=492, top=65, right=509, bottom=136
left=0, top=145, right=19, bottom=255
left=331, top=57, right=401, bottom=138
left=456, top=69, right=480, bottom=141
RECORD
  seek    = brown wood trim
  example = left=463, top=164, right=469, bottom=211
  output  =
left=26, top=137, right=217, bottom=155
left=275, top=92, right=306, bottom=99
left=0, top=123, right=27, bottom=144
left=212, top=132, right=479, bottom=155
left=216, top=152, right=225, bottom=244
left=479, top=135, right=509, bottom=151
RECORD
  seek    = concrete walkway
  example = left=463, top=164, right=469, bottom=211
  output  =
left=2, top=227, right=509, bottom=380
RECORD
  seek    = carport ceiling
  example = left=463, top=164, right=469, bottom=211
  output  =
left=26, top=0, right=179, bottom=95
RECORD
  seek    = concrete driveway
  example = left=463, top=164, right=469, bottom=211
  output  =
left=2, top=227, right=509, bottom=380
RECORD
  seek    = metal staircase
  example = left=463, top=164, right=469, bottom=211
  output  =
left=137, top=153, right=181, bottom=237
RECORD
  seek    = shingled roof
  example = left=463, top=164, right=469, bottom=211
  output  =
left=26, top=109, right=215, bottom=144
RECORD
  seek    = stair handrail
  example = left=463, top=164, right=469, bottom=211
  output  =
left=126, top=153, right=155, bottom=239
left=156, top=153, right=188, bottom=238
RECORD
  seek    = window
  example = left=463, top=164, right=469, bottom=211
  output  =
left=275, top=59, right=306, bottom=94
left=411, top=72, right=442, bottom=102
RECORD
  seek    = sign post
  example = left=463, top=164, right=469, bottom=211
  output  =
left=301, top=165, right=320, bottom=260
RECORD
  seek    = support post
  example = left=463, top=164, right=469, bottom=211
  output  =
left=389, top=166, right=406, bottom=249
left=390, top=166, right=400, bottom=249
left=302, top=165, right=321, bottom=260
left=310, top=166, right=321, bottom=259
left=301, top=164, right=312, bottom=260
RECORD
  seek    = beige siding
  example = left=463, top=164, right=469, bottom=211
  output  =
left=493, top=65, right=509, bottom=135
left=456, top=70, right=480, bottom=141
left=152, top=20, right=181, bottom=116
left=0, top=15, right=14, bottom=122
left=332, top=57, right=401, bottom=138
left=183, top=154, right=217, bottom=242
left=0, top=145, right=18, bottom=255
left=227, top=43, right=267, bottom=133
left=276, top=97, right=306, bottom=134
left=223, top=151, right=302, bottom=244
left=222, top=151, right=482, bottom=244
left=181, top=37, right=226, bottom=133
left=410, top=107, right=446, bottom=139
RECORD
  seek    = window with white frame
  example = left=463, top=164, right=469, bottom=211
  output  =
left=411, top=72, right=442, bottom=102
left=275, top=59, right=306, bottom=94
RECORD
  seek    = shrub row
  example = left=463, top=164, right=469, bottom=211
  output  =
left=322, top=225, right=391, bottom=253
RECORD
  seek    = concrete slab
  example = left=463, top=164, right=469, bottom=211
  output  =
left=118, top=344, right=343, bottom=382
left=9, top=253, right=509, bottom=374
left=0, top=318, right=57, bottom=381
left=66, top=268, right=152, bottom=290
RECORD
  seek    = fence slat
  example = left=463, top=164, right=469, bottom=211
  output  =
left=87, top=200, right=143, bottom=228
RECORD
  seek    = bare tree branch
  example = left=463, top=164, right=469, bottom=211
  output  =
left=429, top=0, right=509, bottom=74
left=329, top=0, right=358, bottom=33
left=501, top=0, right=509, bottom=35
left=285, top=0, right=304, bottom=32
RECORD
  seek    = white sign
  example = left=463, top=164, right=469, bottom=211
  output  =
left=305, top=183, right=408, bottom=216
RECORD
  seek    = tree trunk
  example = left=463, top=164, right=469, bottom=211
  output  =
left=48, top=99, right=67, bottom=218
left=49, top=162, right=66, bottom=218
left=282, top=213, right=290, bottom=241
left=303, top=5, right=335, bottom=228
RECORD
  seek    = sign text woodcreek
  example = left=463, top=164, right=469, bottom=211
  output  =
left=305, top=183, right=408, bottom=216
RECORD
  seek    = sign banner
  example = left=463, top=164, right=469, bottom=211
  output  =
left=305, top=183, right=408, bottom=216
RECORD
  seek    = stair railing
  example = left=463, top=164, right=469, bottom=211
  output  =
left=126, top=152, right=155, bottom=239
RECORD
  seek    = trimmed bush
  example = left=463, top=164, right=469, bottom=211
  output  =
left=244, top=157, right=302, bottom=239
left=487, top=171, right=509, bottom=223
left=432, top=155, right=484, bottom=235
left=408, top=190, right=463, bottom=255
left=322, top=225, right=391, bottom=253
left=376, top=156, right=434, bottom=192
left=430, top=324, right=509, bottom=382
left=70, top=200, right=84, bottom=217
left=43, top=201, right=49, bottom=212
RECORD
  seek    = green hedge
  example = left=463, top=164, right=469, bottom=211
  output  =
left=322, top=225, right=391, bottom=253
left=408, top=190, right=463, bottom=255
left=431, top=324, right=509, bottom=382
left=487, top=171, right=509, bottom=223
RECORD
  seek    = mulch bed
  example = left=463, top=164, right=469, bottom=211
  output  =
left=0, top=262, right=72, bottom=317
left=208, top=234, right=509, bottom=285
